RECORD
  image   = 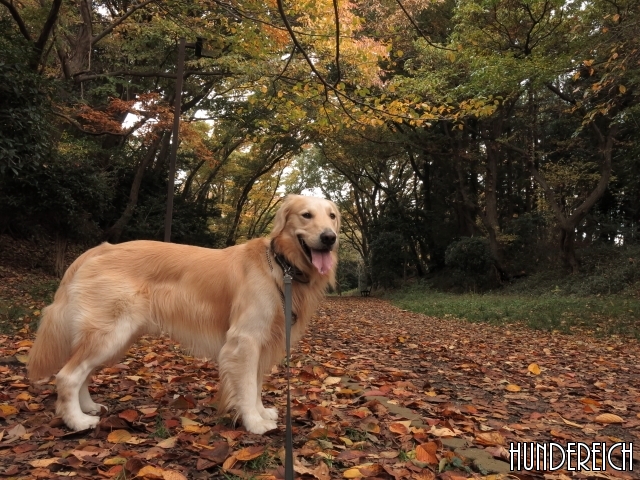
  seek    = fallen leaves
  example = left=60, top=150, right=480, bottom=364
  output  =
left=0, top=293, right=639, bottom=479
left=594, top=413, right=625, bottom=424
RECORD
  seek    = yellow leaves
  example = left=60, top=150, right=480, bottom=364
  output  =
left=137, top=465, right=166, bottom=479
left=343, top=467, right=364, bottom=478
left=595, top=413, right=624, bottom=424
left=0, top=404, right=18, bottom=416
left=527, top=363, right=541, bottom=375
left=505, top=384, right=521, bottom=392
left=619, top=85, right=627, bottom=94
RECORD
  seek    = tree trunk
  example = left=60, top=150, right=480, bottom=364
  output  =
left=105, top=132, right=165, bottom=242
left=528, top=125, right=617, bottom=272
left=54, top=231, right=67, bottom=278
left=560, top=225, right=580, bottom=273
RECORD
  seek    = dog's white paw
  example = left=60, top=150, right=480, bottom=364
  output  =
left=65, top=412, right=100, bottom=431
left=243, top=414, right=278, bottom=435
left=260, top=407, right=278, bottom=422
left=81, top=401, right=107, bottom=415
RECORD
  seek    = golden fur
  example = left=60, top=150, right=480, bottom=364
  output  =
left=27, top=195, right=340, bottom=434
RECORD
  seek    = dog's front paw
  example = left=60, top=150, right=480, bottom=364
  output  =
left=261, top=407, right=278, bottom=422
left=243, top=414, right=278, bottom=435
left=81, top=402, right=108, bottom=415
left=65, top=412, right=100, bottom=431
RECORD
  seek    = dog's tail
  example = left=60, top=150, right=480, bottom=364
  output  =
left=27, top=242, right=111, bottom=381
left=27, top=299, right=73, bottom=381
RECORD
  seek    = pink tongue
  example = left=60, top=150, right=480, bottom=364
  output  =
left=310, top=250, right=334, bottom=275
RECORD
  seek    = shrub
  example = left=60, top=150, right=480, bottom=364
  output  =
left=444, top=236, right=494, bottom=290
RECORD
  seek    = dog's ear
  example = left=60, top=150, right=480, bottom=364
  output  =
left=270, top=195, right=293, bottom=238
left=331, top=201, right=341, bottom=238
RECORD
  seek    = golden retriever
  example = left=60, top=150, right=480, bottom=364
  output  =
left=27, top=195, right=340, bottom=434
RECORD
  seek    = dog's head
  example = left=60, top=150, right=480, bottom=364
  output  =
left=270, top=195, right=341, bottom=277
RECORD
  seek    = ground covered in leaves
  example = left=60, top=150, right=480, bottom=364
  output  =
left=1, top=263, right=640, bottom=479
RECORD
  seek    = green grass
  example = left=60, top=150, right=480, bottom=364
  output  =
left=386, top=284, right=640, bottom=338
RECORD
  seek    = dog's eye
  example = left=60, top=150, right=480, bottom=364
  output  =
left=302, top=212, right=312, bottom=219
left=330, top=213, right=336, bottom=220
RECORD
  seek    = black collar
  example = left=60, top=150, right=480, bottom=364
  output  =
left=270, top=239, right=310, bottom=284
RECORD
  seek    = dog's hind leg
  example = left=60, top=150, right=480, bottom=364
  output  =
left=79, top=372, right=107, bottom=415
left=56, top=322, right=138, bottom=431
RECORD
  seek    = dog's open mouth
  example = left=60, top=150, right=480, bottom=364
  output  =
left=299, top=237, right=334, bottom=275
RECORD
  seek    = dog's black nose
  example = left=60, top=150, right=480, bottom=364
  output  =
left=320, top=230, right=337, bottom=247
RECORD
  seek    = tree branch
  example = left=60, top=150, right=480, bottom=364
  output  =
left=34, top=0, right=62, bottom=54
left=332, top=0, right=341, bottom=86
left=393, top=0, right=456, bottom=51
left=74, top=69, right=227, bottom=82
left=92, top=0, right=157, bottom=46
left=0, top=0, right=32, bottom=42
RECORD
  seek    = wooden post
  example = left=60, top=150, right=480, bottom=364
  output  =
left=164, top=37, right=186, bottom=242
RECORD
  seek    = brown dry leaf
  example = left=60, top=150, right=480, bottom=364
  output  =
left=561, top=417, right=584, bottom=428
left=415, top=442, right=438, bottom=464
left=157, top=436, right=178, bottom=449
left=180, top=416, right=201, bottom=427
left=595, top=413, right=624, bottom=424
left=161, top=471, right=188, bottom=480
left=29, top=458, right=60, bottom=468
left=118, top=409, right=139, bottom=422
left=222, top=455, right=237, bottom=470
left=429, top=425, right=456, bottom=437
left=323, top=376, right=341, bottom=386
left=505, top=384, right=521, bottom=392
left=235, top=445, right=265, bottom=461
left=528, top=363, right=541, bottom=375
left=475, top=431, right=505, bottom=446
left=107, top=429, right=132, bottom=444
left=389, top=422, right=411, bottom=435
left=294, top=460, right=330, bottom=480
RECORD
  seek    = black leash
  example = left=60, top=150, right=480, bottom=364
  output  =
left=266, top=245, right=295, bottom=479
left=283, top=272, right=294, bottom=480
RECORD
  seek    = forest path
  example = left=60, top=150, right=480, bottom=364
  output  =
left=0, top=295, right=637, bottom=479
